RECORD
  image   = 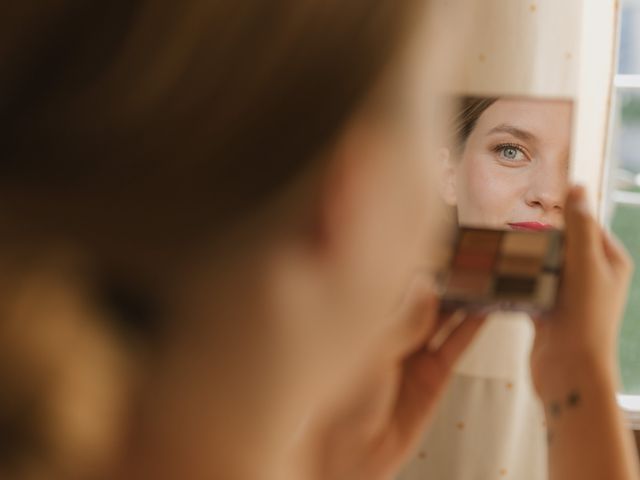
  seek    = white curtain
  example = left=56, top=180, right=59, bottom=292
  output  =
left=449, top=0, right=618, bottom=210
left=400, top=2, right=619, bottom=479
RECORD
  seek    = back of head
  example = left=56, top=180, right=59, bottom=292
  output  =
left=1, top=1, right=419, bottom=244
left=0, top=1, right=424, bottom=478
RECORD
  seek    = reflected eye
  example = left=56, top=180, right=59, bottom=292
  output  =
left=494, top=143, right=528, bottom=163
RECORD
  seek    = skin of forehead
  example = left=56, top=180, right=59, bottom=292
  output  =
left=474, top=98, right=573, bottom=158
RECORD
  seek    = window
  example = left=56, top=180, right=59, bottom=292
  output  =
left=607, top=0, right=640, bottom=395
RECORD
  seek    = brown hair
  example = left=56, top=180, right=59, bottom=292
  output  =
left=0, top=1, right=426, bottom=478
left=452, top=96, right=498, bottom=153
left=1, top=2, right=423, bottom=240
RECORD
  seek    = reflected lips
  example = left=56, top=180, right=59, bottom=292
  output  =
left=508, top=222, right=554, bottom=232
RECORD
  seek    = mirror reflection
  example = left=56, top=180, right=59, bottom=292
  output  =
left=441, top=97, right=573, bottom=231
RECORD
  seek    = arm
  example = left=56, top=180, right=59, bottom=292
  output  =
left=531, top=186, right=640, bottom=480
left=539, top=356, right=638, bottom=480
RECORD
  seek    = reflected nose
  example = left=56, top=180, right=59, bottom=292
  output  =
left=525, top=189, right=564, bottom=212
left=524, top=161, right=568, bottom=214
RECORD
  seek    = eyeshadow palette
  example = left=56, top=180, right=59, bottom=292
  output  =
left=438, top=227, right=564, bottom=313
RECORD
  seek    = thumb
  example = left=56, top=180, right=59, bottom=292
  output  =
left=564, top=185, right=599, bottom=263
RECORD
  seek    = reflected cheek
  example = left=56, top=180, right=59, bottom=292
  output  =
left=456, top=155, right=523, bottom=225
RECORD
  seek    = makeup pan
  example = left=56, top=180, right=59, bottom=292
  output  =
left=439, top=227, right=564, bottom=313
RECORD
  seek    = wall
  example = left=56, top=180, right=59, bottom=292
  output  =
left=451, top=0, right=619, bottom=213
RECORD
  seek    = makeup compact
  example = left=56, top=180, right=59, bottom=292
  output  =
left=438, top=227, right=564, bottom=314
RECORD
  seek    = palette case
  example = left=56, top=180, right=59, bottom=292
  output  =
left=438, top=227, right=564, bottom=314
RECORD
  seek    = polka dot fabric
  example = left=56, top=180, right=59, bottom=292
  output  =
left=398, top=313, right=548, bottom=480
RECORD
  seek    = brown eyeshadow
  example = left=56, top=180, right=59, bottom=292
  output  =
left=496, top=255, right=543, bottom=276
left=446, top=270, right=493, bottom=297
left=544, top=234, right=563, bottom=270
left=441, top=228, right=563, bottom=312
left=494, top=276, right=538, bottom=297
left=453, top=251, right=497, bottom=270
left=502, top=231, right=549, bottom=257
left=535, top=273, right=558, bottom=308
left=459, top=230, right=503, bottom=255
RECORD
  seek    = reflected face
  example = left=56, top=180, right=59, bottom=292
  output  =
left=447, top=98, right=572, bottom=230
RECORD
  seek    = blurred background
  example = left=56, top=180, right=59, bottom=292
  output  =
left=608, top=0, right=640, bottom=396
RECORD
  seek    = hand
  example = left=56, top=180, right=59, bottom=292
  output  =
left=530, top=185, right=634, bottom=396
left=304, top=281, right=485, bottom=480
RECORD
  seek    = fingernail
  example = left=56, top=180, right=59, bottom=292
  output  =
left=570, top=185, right=584, bottom=200
left=426, top=309, right=466, bottom=352
left=569, top=186, right=589, bottom=213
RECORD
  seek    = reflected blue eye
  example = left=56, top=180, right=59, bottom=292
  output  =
left=494, top=144, right=527, bottom=162
left=502, top=146, right=519, bottom=159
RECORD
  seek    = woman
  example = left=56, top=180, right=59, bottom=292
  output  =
left=401, top=96, right=590, bottom=480
left=444, top=96, right=571, bottom=230
left=0, top=3, right=637, bottom=480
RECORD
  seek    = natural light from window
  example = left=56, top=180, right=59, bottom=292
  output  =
left=608, top=0, right=640, bottom=396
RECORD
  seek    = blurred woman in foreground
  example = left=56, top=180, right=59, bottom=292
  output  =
left=0, top=2, right=637, bottom=480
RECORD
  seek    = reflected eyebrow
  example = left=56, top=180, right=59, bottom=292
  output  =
left=486, top=124, right=538, bottom=143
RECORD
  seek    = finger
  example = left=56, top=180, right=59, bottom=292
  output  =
left=428, top=313, right=486, bottom=373
left=391, top=314, right=486, bottom=447
left=564, top=185, right=599, bottom=261
left=602, top=227, right=634, bottom=276
left=530, top=312, right=549, bottom=334
left=386, top=354, right=443, bottom=457
left=426, top=309, right=467, bottom=352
